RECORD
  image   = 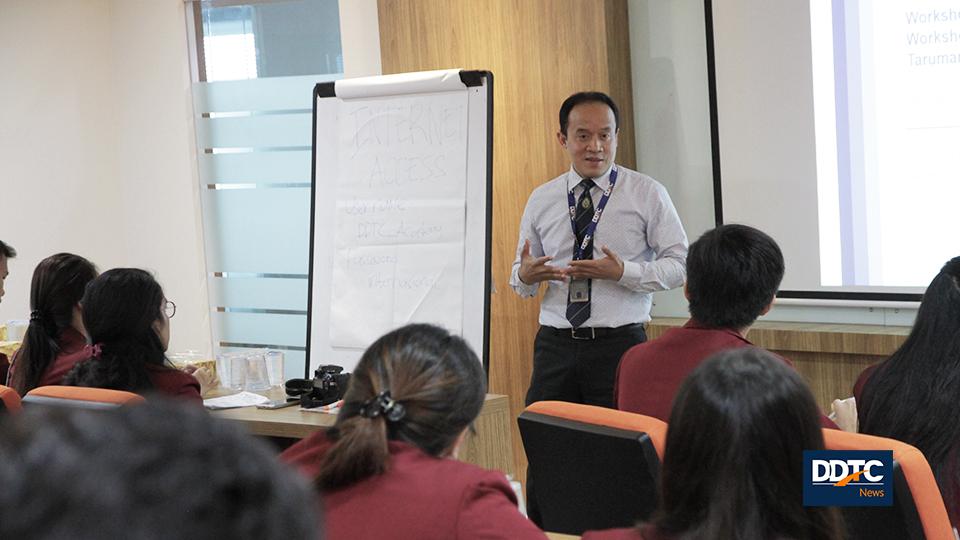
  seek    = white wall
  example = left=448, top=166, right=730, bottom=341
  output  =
left=0, top=0, right=211, bottom=354
left=339, top=0, right=382, bottom=78
left=629, top=0, right=714, bottom=319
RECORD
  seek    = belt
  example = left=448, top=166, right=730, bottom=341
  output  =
left=543, top=323, right=645, bottom=341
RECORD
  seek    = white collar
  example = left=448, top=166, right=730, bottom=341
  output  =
left=566, top=164, right=614, bottom=192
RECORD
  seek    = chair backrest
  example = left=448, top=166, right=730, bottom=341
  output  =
left=23, top=386, right=145, bottom=410
left=0, top=384, right=23, bottom=413
left=823, top=429, right=955, bottom=540
left=519, top=401, right=667, bottom=535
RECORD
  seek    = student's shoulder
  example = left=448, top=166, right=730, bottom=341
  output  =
left=146, top=363, right=194, bottom=381
left=403, top=446, right=514, bottom=497
left=279, top=430, right=332, bottom=478
left=620, top=326, right=686, bottom=363
left=146, top=364, right=201, bottom=399
left=853, top=361, right=884, bottom=402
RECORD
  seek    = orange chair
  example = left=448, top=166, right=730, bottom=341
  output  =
left=519, top=401, right=667, bottom=535
left=823, top=429, right=955, bottom=540
left=23, top=386, right=145, bottom=410
left=0, top=384, right=22, bottom=413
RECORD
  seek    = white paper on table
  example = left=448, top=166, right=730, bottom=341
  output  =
left=202, top=391, right=270, bottom=410
left=299, top=400, right=343, bottom=415
left=329, top=242, right=465, bottom=349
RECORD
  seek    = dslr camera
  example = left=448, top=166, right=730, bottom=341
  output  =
left=285, top=365, right=351, bottom=408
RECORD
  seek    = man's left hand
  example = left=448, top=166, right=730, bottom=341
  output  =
left=566, top=245, right=624, bottom=281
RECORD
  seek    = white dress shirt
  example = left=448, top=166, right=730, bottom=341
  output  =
left=509, top=165, right=688, bottom=328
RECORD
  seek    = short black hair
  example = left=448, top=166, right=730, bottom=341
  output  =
left=0, top=240, right=15, bottom=258
left=559, top=91, right=620, bottom=135
left=686, top=224, right=784, bottom=329
left=0, top=400, right=320, bottom=539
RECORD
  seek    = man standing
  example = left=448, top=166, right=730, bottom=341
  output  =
left=0, top=239, right=16, bottom=384
left=510, top=92, right=687, bottom=408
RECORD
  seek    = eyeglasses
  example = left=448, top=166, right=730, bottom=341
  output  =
left=164, top=299, right=177, bottom=319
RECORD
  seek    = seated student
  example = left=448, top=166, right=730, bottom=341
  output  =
left=8, top=253, right=98, bottom=395
left=64, top=268, right=214, bottom=403
left=0, top=239, right=17, bottom=383
left=281, top=323, right=547, bottom=540
left=0, top=399, right=319, bottom=539
left=855, top=256, right=960, bottom=526
left=615, top=224, right=836, bottom=428
left=585, top=348, right=844, bottom=540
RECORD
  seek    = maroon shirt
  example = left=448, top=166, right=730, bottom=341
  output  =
left=615, top=320, right=838, bottom=429
left=8, top=327, right=92, bottom=391
left=852, top=362, right=878, bottom=408
left=615, top=320, right=756, bottom=421
left=145, top=363, right=202, bottom=405
left=40, top=327, right=92, bottom=387
left=280, top=431, right=547, bottom=540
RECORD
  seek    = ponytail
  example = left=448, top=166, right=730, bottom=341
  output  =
left=10, top=314, right=60, bottom=394
left=313, top=324, right=485, bottom=491
left=317, top=412, right=390, bottom=490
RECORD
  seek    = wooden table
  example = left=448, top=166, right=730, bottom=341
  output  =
left=212, top=392, right=515, bottom=477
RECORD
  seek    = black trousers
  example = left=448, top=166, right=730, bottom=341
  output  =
left=524, top=324, right=647, bottom=408
left=523, top=323, right=647, bottom=527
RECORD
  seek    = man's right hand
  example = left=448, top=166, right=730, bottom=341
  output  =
left=518, top=240, right=567, bottom=284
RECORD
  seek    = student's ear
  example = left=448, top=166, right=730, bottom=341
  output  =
left=759, top=295, right=775, bottom=316
left=683, top=282, right=690, bottom=301
left=556, top=130, right=568, bottom=149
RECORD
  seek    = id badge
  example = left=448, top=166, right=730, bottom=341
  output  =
left=569, top=279, right=590, bottom=303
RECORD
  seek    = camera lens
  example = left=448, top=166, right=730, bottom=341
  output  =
left=284, top=378, right=313, bottom=397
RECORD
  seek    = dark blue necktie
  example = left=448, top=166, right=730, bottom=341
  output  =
left=566, top=178, right=595, bottom=328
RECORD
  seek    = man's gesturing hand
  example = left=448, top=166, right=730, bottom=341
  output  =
left=566, top=245, right=624, bottom=281
left=518, top=240, right=567, bottom=284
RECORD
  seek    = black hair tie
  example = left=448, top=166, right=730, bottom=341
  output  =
left=359, top=391, right=406, bottom=423
left=29, top=310, right=43, bottom=323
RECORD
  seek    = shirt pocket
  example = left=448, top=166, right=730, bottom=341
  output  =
left=599, top=207, right=647, bottom=260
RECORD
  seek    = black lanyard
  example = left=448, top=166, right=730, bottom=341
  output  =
left=567, top=167, right=618, bottom=261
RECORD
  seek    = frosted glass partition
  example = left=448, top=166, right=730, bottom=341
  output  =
left=194, top=73, right=340, bottom=380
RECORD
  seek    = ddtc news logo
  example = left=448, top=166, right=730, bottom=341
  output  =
left=803, top=450, right=893, bottom=506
